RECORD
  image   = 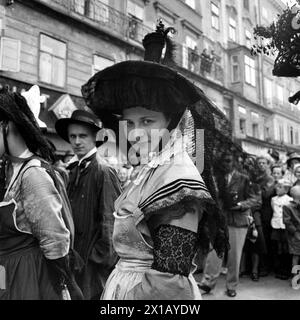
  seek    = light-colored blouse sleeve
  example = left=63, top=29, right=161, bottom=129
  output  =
left=17, top=166, right=70, bottom=260
left=127, top=201, right=201, bottom=300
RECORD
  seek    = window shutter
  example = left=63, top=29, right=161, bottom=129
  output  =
left=0, top=37, right=21, bottom=72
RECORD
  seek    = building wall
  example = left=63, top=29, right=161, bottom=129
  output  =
left=0, top=0, right=299, bottom=157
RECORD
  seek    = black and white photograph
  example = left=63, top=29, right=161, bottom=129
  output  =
left=0, top=0, right=300, bottom=310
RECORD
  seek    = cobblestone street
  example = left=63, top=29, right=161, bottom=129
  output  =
left=194, top=273, right=300, bottom=300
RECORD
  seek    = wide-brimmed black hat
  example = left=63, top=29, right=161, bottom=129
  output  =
left=81, top=21, right=211, bottom=128
left=55, top=109, right=101, bottom=142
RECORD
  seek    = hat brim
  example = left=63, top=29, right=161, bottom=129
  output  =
left=55, top=118, right=101, bottom=143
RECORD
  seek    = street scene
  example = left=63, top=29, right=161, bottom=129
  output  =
left=0, top=0, right=300, bottom=302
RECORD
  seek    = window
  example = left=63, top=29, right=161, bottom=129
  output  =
left=289, top=126, right=294, bottom=144
left=245, top=29, right=252, bottom=48
left=231, top=55, right=240, bottom=83
left=251, top=111, right=259, bottom=119
left=240, top=118, right=246, bottom=135
left=92, top=54, right=114, bottom=75
left=185, top=0, right=195, bottom=9
left=39, top=34, right=66, bottom=87
left=244, top=55, right=256, bottom=86
left=211, top=2, right=220, bottom=30
left=279, top=125, right=284, bottom=142
left=243, top=0, right=249, bottom=10
left=296, top=130, right=299, bottom=145
left=74, top=0, right=86, bottom=15
left=94, top=0, right=109, bottom=23
left=265, top=126, right=270, bottom=139
left=0, top=37, right=21, bottom=72
left=238, top=106, right=247, bottom=115
left=252, top=123, right=259, bottom=138
left=264, top=77, right=272, bottom=107
left=127, top=0, right=144, bottom=20
left=276, top=85, right=284, bottom=105
left=229, top=17, right=237, bottom=42
left=183, top=36, right=197, bottom=70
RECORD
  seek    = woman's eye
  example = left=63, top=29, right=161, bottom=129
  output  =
left=142, top=119, right=153, bottom=125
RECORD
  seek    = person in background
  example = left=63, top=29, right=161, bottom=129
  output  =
left=199, top=152, right=258, bottom=297
left=283, top=185, right=300, bottom=280
left=271, top=165, right=284, bottom=183
left=293, top=164, right=300, bottom=186
left=284, top=152, right=300, bottom=185
left=55, top=110, right=121, bottom=300
left=271, top=179, right=293, bottom=280
left=255, top=156, right=275, bottom=277
left=118, top=166, right=131, bottom=190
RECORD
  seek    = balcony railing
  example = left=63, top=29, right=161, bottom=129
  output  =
left=175, top=44, right=224, bottom=83
left=37, top=0, right=152, bottom=44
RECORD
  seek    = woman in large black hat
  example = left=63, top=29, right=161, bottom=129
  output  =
left=82, top=22, right=228, bottom=300
left=0, top=87, right=82, bottom=300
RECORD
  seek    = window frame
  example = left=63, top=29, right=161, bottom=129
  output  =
left=245, top=29, right=252, bottom=48
left=38, top=33, right=67, bottom=88
left=239, top=118, right=246, bottom=135
left=0, top=37, right=21, bottom=72
left=244, top=55, right=256, bottom=86
left=231, top=55, right=240, bottom=83
left=211, top=2, right=220, bottom=31
left=229, top=17, right=237, bottom=42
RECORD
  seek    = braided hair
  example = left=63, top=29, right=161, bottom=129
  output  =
left=0, top=86, right=55, bottom=163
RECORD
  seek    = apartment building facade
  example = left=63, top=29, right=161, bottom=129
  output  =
left=0, top=0, right=299, bottom=159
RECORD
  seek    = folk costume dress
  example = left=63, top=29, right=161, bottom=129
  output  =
left=82, top=22, right=229, bottom=300
left=101, top=130, right=213, bottom=300
left=0, top=150, right=70, bottom=300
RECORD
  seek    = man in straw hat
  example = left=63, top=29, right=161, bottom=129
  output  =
left=55, top=109, right=121, bottom=299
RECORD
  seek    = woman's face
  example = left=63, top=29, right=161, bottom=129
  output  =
left=122, top=107, right=171, bottom=160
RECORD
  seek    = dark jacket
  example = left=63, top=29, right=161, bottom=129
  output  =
left=67, top=152, right=121, bottom=299
left=255, top=172, right=275, bottom=225
left=217, top=170, right=261, bottom=228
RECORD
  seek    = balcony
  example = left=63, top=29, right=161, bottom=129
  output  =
left=175, top=44, right=224, bottom=83
left=34, top=0, right=152, bottom=44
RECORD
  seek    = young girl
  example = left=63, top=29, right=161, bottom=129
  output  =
left=270, top=179, right=292, bottom=279
left=81, top=23, right=228, bottom=300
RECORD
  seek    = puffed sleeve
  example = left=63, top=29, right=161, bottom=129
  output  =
left=18, top=166, right=70, bottom=260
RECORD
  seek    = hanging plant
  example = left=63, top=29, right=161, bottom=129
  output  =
left=251, top=2, right=300, bottom=77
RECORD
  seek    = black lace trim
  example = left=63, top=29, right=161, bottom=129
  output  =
left=151, top=224, right=198, bottom=277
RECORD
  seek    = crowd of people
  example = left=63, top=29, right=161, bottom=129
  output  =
left=1, top=21, right=300, bottom=301
left=198, top=151, right=300, bottom=297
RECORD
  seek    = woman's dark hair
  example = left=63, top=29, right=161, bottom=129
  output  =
left=0, top=87, right=55, bottom=163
